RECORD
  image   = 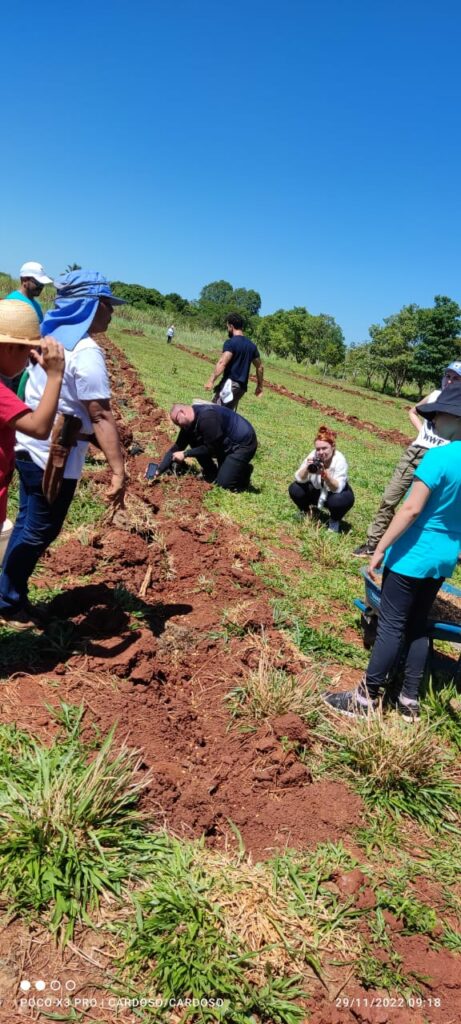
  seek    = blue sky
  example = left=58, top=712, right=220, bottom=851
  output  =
left=1, top=0, right=460, bottom=343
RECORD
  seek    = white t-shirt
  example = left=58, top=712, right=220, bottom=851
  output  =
left=414, top=390, right=448, bottom=449
left=16, top=335, right=111, bottom=480
left=295, top=450, right=348, bottom=491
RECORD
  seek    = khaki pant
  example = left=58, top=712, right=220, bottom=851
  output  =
left=367, top=444, right=425, bottom=548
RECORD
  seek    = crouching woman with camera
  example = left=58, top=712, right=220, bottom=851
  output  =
left=288, top=426, right=355, bottom=533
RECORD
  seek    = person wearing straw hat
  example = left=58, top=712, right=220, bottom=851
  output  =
left=0, top=271, right=126, bottom=626
left=6, top=261, right=53, bottom=324
left=324, top=382, right=461, bottom=722
left=0, top=300, right=64, bottom=627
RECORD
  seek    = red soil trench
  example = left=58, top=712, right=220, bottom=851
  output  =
left=0, top=335, right=458, bottom=1024
left=173, top=343, right=413, bottom=447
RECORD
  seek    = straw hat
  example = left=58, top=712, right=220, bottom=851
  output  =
left=0, top=299, right=41, bottom=346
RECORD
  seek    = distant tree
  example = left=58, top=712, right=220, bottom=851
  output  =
left=164, top=292, right=192, bottom=315
left=231, top=288, right=262, bottom=316
left=346, top=342, right=377, bottom=389
left=369, top=304, right=421, bottom=395
left=308, top=313, right=345, bottom=371
left=412, top=295, right=461, bottom=392
left=255, top=307, right=345, bottom=367
left=199, top=280, right=234, bottom=306
left=111, top=281, right=164, bottom=309
left=65, top=263, right=81, bottom=272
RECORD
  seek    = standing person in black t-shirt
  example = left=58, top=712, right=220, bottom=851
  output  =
left=153, top=403, right=258, bottom=491
left=205, top=313, right=264, bottom=410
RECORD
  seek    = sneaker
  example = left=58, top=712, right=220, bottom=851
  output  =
left=396, top=698, right=420, bottom=722
left=353, top=543, right=375, bottom=557
left=322, top=688, right=377, bottom=717
left=327, top=519, right=340, bottom=533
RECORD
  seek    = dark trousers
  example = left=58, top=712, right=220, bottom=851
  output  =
left=0, top=458, right=77, bottom=612
left=212, top=383, right=245, bottom=412
left=288, top=480, right=355, bottom=522
left=365, top=569, right=443, bottom=701
left=197, top=438, right=257, bottom=491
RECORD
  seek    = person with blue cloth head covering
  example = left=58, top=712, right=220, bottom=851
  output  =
left=41, top=271, right=127, bottom=349
left=0, top=271, right=129, bottom=628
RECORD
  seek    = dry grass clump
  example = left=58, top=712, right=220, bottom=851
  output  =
left=226, top=636, right=321, bottom=727
left=323, top=711, right=461, bottom=829
left=105, top=494, right=155, bottom=540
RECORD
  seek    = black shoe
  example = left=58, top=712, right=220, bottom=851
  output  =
left=322, top=688, right=377, bottom=717
left=396, top=698, right=420, bottom=722
left=0, top=608, right=43, bottom=632
left=353, top=543, right=375, bottom=557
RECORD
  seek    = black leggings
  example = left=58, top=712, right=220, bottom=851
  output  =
left=288, top=480, right=355, bottom=522
left=197, top=439, right=257, bottom=491
left=365, top=569, right=443, bottom=701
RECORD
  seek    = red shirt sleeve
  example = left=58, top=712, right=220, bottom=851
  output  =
left=0, top=382, right=30, bottom=425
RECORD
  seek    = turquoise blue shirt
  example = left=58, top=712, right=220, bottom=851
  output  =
left=385, top=441, right=461, bottom=579
left=6, top=290, right=43, bottom=323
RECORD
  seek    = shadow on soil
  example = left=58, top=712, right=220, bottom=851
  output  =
left=0, top=582, right=192, bottom=678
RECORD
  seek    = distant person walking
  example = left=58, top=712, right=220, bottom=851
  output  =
left=205, top=313, right=263, bottom=411
left=353, top=362, right=461, bottom=557
left=167, top=324, right=175, bottom=344
left=6, top=262, right=53, bottom=324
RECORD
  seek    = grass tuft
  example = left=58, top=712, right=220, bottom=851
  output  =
left=322, top=712, right=461, bottom=831
left=225, top=638, right=321, bottom=728
left=0, top=705, right=152, bottom=942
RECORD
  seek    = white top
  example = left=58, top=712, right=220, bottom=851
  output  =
left=414, top=390, right=448, bottom=449
left=16, top=335, right=111, bottom=480
left=295, top=449, right=349, bottom=505
left=167, top=327, right=175, bottom=335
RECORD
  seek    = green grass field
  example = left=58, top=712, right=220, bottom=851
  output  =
left=111, top=318, right=461, bottom=669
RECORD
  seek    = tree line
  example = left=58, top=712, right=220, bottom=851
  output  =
left=2, top=269, right=460, bottom=396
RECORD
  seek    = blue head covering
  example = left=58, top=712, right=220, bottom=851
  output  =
left=41, top=270, right=126, bottom=350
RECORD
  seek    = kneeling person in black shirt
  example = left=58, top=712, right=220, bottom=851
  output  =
left=155, top=403, right=257, bottom=491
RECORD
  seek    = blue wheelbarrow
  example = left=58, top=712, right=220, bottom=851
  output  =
left=354, top=567, right=461, bottom=684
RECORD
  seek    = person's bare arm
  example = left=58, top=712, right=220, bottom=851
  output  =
left=205, top=351, right=233, bottom=391
left=10, top=339, right=65, bottom=439
left=254, top=357, right=264, bottom=396
left=408, top=393, right=431, bottom=432
left=83, top=398, right=126, bottom=506
left=368, top=480, right=431, bottom=572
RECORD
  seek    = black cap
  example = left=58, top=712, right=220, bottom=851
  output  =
left=416, top=382, right=461, bottom=420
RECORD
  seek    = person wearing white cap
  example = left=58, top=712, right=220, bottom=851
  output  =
left=354, top=361, right=461, bottom=557
left=6, top=262, right=53, bottom=324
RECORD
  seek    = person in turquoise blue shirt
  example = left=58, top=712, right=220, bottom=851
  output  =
left=6, top=261, right=53, bottom=324
left=324, top=383, right=461, bottom=722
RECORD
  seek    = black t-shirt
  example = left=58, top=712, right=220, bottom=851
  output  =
left=157, top=405, right=257, bottom=472
left=220, top=336, right=260, bottom=391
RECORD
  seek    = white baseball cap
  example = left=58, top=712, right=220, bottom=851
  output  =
left=446, top=361, right=461, bottom=376
left=19, top=261, right=52, bottom=284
